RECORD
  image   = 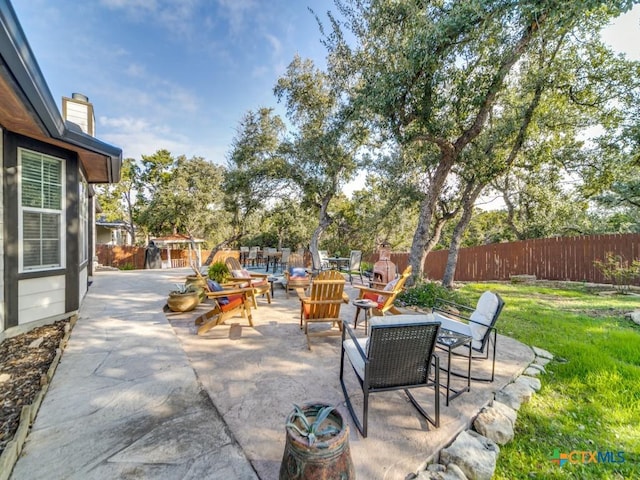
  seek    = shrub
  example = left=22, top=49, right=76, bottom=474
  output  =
left=396, top=280, right=467, bottom=309
left=208, top=261, right=229, bottom=283
left=593, top=252, right=640, bottom=294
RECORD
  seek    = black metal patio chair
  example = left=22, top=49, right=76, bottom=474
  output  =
left=432, top=291, right=505, bottom=382
left=339, top=315, right=441, bottom=437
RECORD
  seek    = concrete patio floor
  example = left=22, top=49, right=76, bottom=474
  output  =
left=165, top=268, right=534, bottom=480
left=9, top=267, right=534, bottom=480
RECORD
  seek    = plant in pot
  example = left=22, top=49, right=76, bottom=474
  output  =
left=166, top=284, right=200, bottom=312
left=208, top=261, right=230, bottom=283
left=279, top=403, right=354, bottom=480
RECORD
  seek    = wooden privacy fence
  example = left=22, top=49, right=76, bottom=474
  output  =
left=366, top=233, right=640, bottom=286
left=96, top=245, right=223, bottom=270
left=98, top=233, right=639, bottom=285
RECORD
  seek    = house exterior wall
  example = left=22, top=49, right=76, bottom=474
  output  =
left=0, top=127, right=4, bottom=333
left=79, top=265, right=88, bottom=302
left=3, top=131, right=81, bottom=331
left=18, top=276, right=66, bottom=324
left=96, top=225, right=115, bottom=244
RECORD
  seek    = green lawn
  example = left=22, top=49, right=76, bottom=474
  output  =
left=456, top=282, right=640, bottom=479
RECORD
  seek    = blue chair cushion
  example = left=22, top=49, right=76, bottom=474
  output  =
left=289, top=267, right=307, bottom=278
left=207, top=279, right=229, bottom=305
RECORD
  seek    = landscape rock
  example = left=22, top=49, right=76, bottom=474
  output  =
left=418, top=463, right=468, bottom=479
left=490, top=401, right=517, bottom=427
left=628, top=311, right=640, bottom=325
left=532, top=346, right=553, bottom=360
left=510, top=274, right=536, bottom=284
left=515, top=375, right=541, bottom=392
left=440, top=430, right=499, bottom=480
left=525, top=363, right=546, bottom=374
left=473, top=406, right=515, bottom=445
left=494, top=381, right=535, bottom=410
left=533, top=356, right=551, bottom=366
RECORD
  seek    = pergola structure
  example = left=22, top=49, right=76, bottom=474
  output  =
left=150, top=234, right=206, bottom=269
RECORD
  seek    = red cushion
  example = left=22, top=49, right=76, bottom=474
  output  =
left=363, top=292, right=384, bottom=309
left=220, top=295, right=243, bottom=312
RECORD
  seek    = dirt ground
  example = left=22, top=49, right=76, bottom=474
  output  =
left=0, top=320, right=69, bottom=455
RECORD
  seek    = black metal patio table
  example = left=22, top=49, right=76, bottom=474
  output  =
left=436, top=328, right=472, bottom=406
left=327, top=256, right=350, bottom=270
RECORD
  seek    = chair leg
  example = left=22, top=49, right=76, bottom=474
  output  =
left=244, top=299, right=254, bottom=327
left=197, top=310, right=222, bottom=335
left=353, top=308, right=361, bottom=328
left=305, top=320, right=312, bottom=350
left=404, top=355, right=440, bottom=428
left=339, top=348, right=368, bottom=437
left=448, top=331, right=497, bottom=382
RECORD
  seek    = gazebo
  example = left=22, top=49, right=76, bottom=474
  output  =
left=150, top=234, right=206, bottom=269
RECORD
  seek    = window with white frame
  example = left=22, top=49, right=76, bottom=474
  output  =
left=79, top=174, right=88, bottom=263
left=19, top=148, right=65, bottom=271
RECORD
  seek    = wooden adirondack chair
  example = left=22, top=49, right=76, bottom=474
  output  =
left=225, top=256, right=271, bottom=308
left=195, top=283, right=254, bottom=336
left=297, top=270, right=346, bottom=350
left=352, top=265, right=413, bottom=327
left=283, top=253, right=312, bottom=298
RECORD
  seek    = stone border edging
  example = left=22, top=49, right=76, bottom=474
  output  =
left=0, top=315, right=76, bottom=480
left=411, top=345, right=552, bottom=480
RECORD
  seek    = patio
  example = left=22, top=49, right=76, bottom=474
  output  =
left=165, top=268, right=534, bottom=479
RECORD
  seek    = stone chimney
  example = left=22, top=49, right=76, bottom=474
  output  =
left=62, top=92, right=95, bottom=136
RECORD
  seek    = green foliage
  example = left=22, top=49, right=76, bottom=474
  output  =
left=170, top=283, right=200, bottom=295
left=465, top=282, right=640, bottom=479
left=593, top=252, right=640, bottom=294
left=207, top=261, right=229, bottom=283
left=131, top=150, right=231, bottom=242
left=286, top=404, right=340, bottom=447
left=118, top=263, right=135, bottom=271
left=224, top=108, right=289, bottom=239
left=396, top=281, right=468, bottom=309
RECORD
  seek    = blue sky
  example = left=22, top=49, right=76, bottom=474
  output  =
left=11, top=0, right=335, bottom=163
left=10, top=0, right=640, bottom=168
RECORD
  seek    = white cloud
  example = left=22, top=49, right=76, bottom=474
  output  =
left=99, top=115, right=228, bottom=164
left=265, top=33, right=283, bottom=57
left=216, top=0, right=257, bottom=34
left=125, top=63, right=147, bottom=78
left=100, top=0, right=200, bottom=37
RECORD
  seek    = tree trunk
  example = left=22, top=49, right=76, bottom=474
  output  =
left=442, top=184, right=484, bottom=288
left=408, top=149, right=456, bottom=283
left=309, top=195, right=333, bottom=271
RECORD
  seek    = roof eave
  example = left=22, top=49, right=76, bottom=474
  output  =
left=0, top=1, right=122, bottom=183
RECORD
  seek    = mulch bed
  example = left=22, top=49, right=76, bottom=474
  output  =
left=0, top=320, right=69, bottom=455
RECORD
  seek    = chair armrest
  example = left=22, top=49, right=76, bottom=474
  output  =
left=249, top=273, right=269, bottom=280
left=205, top=287, right=252, bottom=298
left=432, top=298, right=474, bottom=319
left=342, top=323, right=367, bottom=360
left=434, top=298, right=474, bottom=312
left=354, top=285, right=388, bottom=296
